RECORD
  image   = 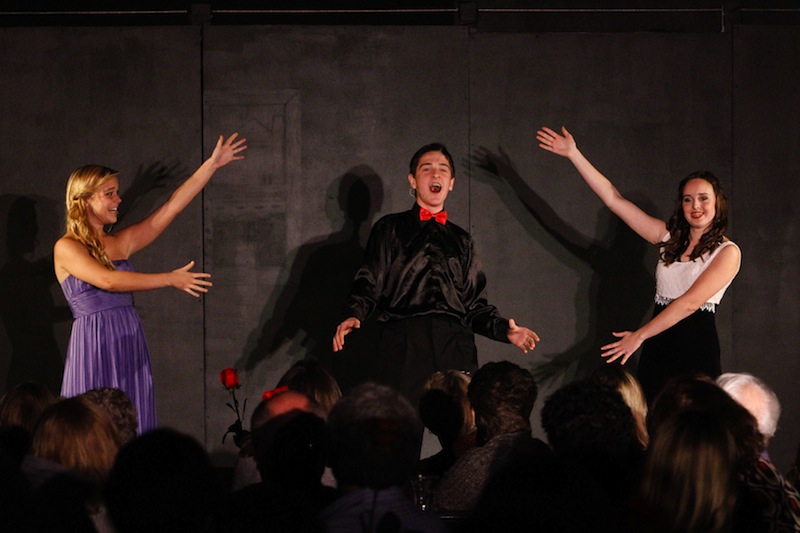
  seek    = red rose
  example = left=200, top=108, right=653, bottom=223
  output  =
left=220, top=368, right=239, bottom=390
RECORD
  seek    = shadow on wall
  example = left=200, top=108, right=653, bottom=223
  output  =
left=108, top=161, right=190, bottom=235
left=0, top=195, right=72, bottom=395
left=241, top=166, right=385, bottom=393
left=470, top=147, right=654, bottom=390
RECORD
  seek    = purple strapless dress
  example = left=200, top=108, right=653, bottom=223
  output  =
left=60, top=260, right=156, bottom=433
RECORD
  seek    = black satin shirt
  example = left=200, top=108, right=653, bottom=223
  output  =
left=345, top=204, right=510, bottom=342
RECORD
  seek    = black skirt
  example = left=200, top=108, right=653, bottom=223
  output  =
left=636, top=304, right=721, bottom=405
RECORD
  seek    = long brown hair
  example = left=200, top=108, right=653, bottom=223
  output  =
left=635, top=410, right=738, bottom=532
left=64, top=164, right=118, bottom=270
left=660, top=171, right=728, bottom=265
left=32, top=396, right=120, bottom=485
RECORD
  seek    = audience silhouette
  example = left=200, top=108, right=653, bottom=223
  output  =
left=1, top=362, right=797, bottom=533
left=105, top=428, right=222, bottom=533
left=322, top=381, right=445, bottom=533
left=220, top=389, right=335, bottom=533
left=417, top=370, right=477, bottom=479
left=432, top=361, right=551, bottom=515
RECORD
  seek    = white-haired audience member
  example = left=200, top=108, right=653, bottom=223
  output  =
left=716, top=372, right=781, bottom=451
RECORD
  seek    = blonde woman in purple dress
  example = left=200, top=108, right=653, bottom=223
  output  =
left=54, top=133, right=246, bottom=432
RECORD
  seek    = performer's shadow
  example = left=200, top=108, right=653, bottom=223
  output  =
left=241, top=166, right=384, bottom=392
left=471, top=147, right=655, bottom=386
left=0, top=195, right=71, bottom=395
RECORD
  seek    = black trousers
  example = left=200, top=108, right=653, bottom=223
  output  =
left=373, top=314, right=479, bottom=410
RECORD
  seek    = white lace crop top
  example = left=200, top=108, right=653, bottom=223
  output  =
left=654, top=234, right=741, bottom=313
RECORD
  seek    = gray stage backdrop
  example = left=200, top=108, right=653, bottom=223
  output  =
left=0, top=24, right=797, bottom=471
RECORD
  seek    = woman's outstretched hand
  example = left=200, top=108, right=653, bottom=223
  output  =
left=209, top=133, right=248, bottom=169
left=600, top=330, right=644, bottom=365
left=170, top=260, right=213, bottom=297
left=536, top=126, right=576, bottom=158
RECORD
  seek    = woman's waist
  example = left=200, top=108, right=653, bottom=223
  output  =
left=68, top=294, right=136, bottom=318
left=654, top=295, right=716, bottom=313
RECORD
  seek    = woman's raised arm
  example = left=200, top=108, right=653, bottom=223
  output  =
left=117, top=133, right=247, bottom=257
left=537, top=126, right=667, bottom=245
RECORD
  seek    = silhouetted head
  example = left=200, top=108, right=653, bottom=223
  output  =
left=105, top=428, right=221, bottom=533
left=327, top=382, right=421, bottom=490
left=0, top=381, right=56, bottom=434
left=330, top=166, right=384, bottom=231
left=468, top=361, right=537, bottom=442
left=541, top=378, right=636, bottom=464
left=277, top=358, right=342, bottom=416
left=419, top=370, right=473, bottom=444
left=253, top=410, right=327, bottom=487
left=250, top=389, right=324, bottom=430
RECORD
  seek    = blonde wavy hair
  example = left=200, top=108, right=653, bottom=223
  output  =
left=424, top=369, right=475, bottom=437
left=592, top=365, right=650, bottom=449
left=64, top=164, right=119, bottom=270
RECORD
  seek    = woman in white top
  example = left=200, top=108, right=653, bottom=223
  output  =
left=536, top=126, right=741, bottom=403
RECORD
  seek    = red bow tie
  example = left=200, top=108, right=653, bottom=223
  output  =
left=419, top=208, right=447, bottom=225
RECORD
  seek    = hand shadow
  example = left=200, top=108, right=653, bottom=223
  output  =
left=108, top=161, right=189, bottom=234
left=470, top=146, right=654, bottom=384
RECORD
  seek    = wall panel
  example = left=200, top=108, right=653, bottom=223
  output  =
left=733, top=25, right=800, bottom=471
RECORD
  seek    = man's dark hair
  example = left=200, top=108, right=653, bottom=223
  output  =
left=541, top=379, right=635, bottom=462
left=408, top=143, right=455, bottom=177
left=467, top=361, right=537, bottom=441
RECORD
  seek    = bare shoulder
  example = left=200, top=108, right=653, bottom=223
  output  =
left=53, top=236, right=86, bottom=283
left=54, top=234, right=95, bottom=266
left=54, top=235, right=84, bottom=257
left=713, top=240, right=741, bottom=269
left=719, top=238, right=741, bottom=256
